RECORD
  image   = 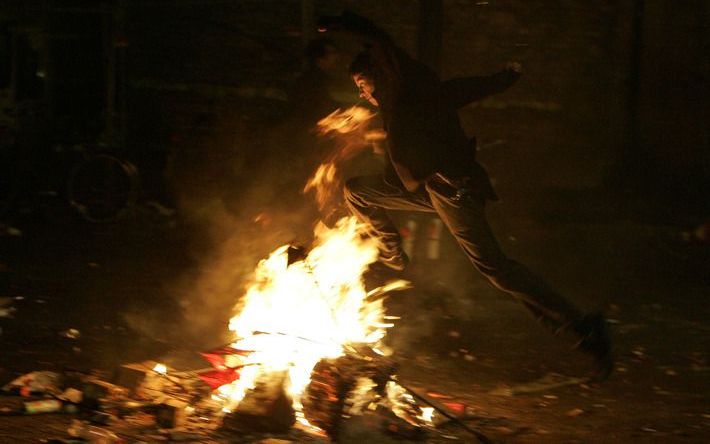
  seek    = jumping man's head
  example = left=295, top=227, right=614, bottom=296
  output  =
left=349, top=51, right=378, bottom=107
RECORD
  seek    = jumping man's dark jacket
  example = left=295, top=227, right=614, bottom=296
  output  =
left=328, top=10, right=520, bottom=198
left=376, top=50, right=520, bottom=198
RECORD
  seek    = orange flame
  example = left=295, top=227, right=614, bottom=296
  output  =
left=303, top=162, right=338, bottom=212
left=304, top=106, right=377, bottom=214
left=215, top=217, right=409, bottom=418
left=317, top=106, right=374, bottom=135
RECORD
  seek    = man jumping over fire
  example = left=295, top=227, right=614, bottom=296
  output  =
left=318, top=12, right=613, bottom=381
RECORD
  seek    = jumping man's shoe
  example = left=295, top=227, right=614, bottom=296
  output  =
left=574, top=313, right=614, bottom=382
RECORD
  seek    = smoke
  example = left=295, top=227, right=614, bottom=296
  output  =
left=193, top=124, right=330, bottom=344
left=120, top=106, right=330, bottom=347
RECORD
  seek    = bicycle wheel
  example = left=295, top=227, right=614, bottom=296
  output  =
left=67, top=154, right=140, bottom=223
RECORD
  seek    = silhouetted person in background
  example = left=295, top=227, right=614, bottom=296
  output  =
left=319, top=11, right=613, bottom=381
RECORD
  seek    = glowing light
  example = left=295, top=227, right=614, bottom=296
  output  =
left=420, top=407, right=435, bottom=424
left=153, top=363, right=167, bottom=375
left=215, top=217, right=408, bottom=417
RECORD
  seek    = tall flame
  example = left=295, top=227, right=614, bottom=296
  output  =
left=304, top=106, right=377, bottom=214
left=303, top=162, right=338, bottom=212
left=216, top=217, right=408, bottom=416
left=211, top=105, right=413, bottom=425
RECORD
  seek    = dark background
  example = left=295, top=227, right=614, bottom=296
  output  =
left=0, top=1, right=708, bottom=442
left=1, top=0, right=707, bottom=216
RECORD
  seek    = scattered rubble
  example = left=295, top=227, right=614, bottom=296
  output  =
left=565, top=408, right=585, bottom=417
left=0, top=351, right=490, bottom=442
left=60, top=329, right=81, bottom=340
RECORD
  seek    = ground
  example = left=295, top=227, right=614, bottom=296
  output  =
left=0, top=193, right=708, bottom=443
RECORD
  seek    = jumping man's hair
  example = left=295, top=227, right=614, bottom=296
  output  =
left=349, top=50, right=374, bottom=77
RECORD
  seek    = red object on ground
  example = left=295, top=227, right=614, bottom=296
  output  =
left=200, top=347, right=252, bottom=369
left=198, top=368, right=240, bottom=390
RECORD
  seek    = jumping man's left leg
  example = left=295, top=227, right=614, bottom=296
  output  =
left=425, top=178, right=612, bottom=380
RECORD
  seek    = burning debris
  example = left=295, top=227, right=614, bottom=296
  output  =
left=302, top=350, right=424, bottom=439
left=204, top=216, right=427, bottom=438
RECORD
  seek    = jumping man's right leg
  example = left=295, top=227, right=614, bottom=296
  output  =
left=343, top=175, right=434, bottom=270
